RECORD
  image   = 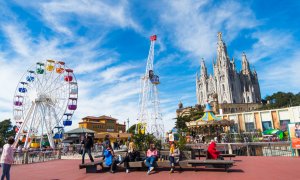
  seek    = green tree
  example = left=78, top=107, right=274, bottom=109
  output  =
left=0, top=119, right=16, bottom=147
left=127, top=124, right=137, bottom=134
left=175, top=106, right=204, bottom=132
left=133, top=133, right=161, bottom=151
left=260, top=91, right=300, bottom=110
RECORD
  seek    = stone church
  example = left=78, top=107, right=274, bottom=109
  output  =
left=196, top=32, right=261, bottom=106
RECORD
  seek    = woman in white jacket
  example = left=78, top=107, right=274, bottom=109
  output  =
left=0, top=137, right=15, bottom=180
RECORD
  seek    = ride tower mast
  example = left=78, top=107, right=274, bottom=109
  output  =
left=136, top=35, right=164, bottom=139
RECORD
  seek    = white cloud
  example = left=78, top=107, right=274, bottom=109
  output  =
left=243, top=30, right=294, bottom=63
left=13, top=0, right=142, bottom=36
left=259, top=51, right=300, bottom=95
left=98, top=64, right=139, bottom=85
left=158, top=0, right=258, bottom=60
left=74, top=58, right=114, bottom=75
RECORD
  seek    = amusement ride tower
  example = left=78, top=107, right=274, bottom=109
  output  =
left=136, top=35, right=164, bottom=139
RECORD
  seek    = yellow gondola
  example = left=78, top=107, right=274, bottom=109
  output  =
left=46, top=60, right=55, bottom=71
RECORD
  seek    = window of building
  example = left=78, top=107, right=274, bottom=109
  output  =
left=230, top=124, right=239, bottom=133
left=222, top=84, right=225, bottom=91
left=262, top=121, right=272, bottom=131
left=280, top=120, right=290, bottom=131
left=245, top=122, right=255, bottom=132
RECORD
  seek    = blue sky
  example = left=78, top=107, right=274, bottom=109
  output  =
left=0, top=0, right=300, bottom=131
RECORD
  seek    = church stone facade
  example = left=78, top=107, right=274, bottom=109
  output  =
left=196, top=32, right=261, bottom=106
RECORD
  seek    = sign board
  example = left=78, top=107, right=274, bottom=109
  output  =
left=288, top=123, right=300, bottom=149
left=169, top=133, right=174, bottom=142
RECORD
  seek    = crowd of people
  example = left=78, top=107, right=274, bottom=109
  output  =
left=79, top=133, right=223, bottom=175
left=0, top=134, right=224, bottom=178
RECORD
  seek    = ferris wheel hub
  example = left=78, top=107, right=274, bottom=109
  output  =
left=35, top=94, right=52, bottom=103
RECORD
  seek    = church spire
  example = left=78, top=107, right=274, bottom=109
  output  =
left=218, top=32, right=222, bottom=42
left=231, top=57, right=236, bottom=71
left=200, top=58, right=207, bottom=77
left=217, top=32, right=229, bottom=68
left=242, top=52, right=250, bottom=75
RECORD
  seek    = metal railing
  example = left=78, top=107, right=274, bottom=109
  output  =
left=186, top=142, right=294, bottom=157
left=0, top=149, right=61, bottom=165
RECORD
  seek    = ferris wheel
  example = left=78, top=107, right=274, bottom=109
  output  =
left=13, top=60, right=78, bottom=149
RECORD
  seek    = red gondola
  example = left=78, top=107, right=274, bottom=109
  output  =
left=64, top=69, right=73, bottom=82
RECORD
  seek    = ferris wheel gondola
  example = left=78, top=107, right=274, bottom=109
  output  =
left=13, top=60, right=78, bottom=149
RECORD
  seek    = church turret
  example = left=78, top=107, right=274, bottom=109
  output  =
left=242, top=52, right=250, bottom=75
left=231, top=58, right=236, bottom=71
left=200, top=58, right=207, bottom=77
left=178, top=101, right=183, bottom=109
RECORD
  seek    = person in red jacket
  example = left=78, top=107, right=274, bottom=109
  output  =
left=207, top=139, right=223, bottom=160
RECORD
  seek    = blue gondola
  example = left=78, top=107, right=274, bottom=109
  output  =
left=26, top=76, right=34, bottom=82
left=18, top=87, right=27, bottom=93
left=150, top=75, right=160, bottom=84
left=63, top=113, right=72, bottom=126
left=26, top=70, right=35, bottom=82
left=53, top=134, right=63, bottom=139
left=63, top=120, right=72, bottom=126
left=18, top=82, right=28, bottom=93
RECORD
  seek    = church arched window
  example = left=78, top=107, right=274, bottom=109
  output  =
left=222, top=84, right=225, bottom=91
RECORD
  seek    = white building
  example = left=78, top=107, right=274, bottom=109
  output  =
left=196, top=32, right=261, bottom=106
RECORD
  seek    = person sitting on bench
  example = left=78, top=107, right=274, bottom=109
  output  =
left=145, top=143, right=158, bottom=175
left=169, top=142, right=180, bottom=173
left=207, top=139, right=223, bottom=160
left=102, top=134, right=111, bottom=157
left=117, top=140, right=140, bottom=173
left=104, top=144, right=117, bottom=173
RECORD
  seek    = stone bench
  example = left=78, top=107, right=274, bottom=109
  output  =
left=187, top=159, right=234, bottom=172
left=79, top=160, right=103, bottom=173
left=195, top=154, right=237, bottom=160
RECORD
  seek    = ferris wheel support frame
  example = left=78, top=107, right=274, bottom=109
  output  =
left=13, top=102, right=35, bottom=148
left=136, top=35, right=164, bottom=138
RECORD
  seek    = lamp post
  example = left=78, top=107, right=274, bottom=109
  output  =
left=127, top=118, right=130, bottom=132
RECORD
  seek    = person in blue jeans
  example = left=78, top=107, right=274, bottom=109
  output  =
left=145, top=143, right=158, bottom=175
left=1, top=137, right=15, bottom=180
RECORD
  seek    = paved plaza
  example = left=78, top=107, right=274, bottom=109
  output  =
left=10, top=156, right=300, bottom=180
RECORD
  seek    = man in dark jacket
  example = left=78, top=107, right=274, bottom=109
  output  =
left=81, top=133, right=94, bottom=164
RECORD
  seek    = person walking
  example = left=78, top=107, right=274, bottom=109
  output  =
left=169, top=142, right=180, bottom=173
left=145, top=143, right=158, bottom=175
left=81, top=133, right=94, bottom=164
left=1, top=137, right=15, bottom=180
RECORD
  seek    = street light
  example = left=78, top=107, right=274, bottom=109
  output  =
left=127, top=118, right=130, bottom=132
